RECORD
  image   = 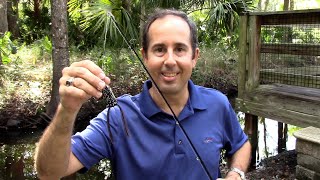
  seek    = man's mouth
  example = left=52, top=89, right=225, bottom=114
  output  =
left=162, top=73, right=178, bottom=77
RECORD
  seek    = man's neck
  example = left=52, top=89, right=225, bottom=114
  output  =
left=149, top=86, right=189, bottom=117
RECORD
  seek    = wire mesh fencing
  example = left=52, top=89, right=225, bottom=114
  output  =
left=260, top=13, right=320, bottom=89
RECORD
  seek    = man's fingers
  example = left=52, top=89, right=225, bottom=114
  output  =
left=59, top=76, right=103, bottom=99
left=69, top=77, right=103, bottom=98
left=62, top=66, right=107, bottom=91
left=71, top=60, right=107, bottom=79
left=60, top=85, right=90, bottom=99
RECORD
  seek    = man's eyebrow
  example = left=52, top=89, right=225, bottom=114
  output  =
left=175, top=42, right=188, bottom=47
left=150, top=42, right=188, bottom=48
left=151, top=43, right=165, bottom=48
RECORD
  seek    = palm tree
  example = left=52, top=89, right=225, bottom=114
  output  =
left=68, top=0, right=252, bottom=48
left=0, top=0, right=8, bottom=34
left=68, top=0, right=139, bottom=48
left=46, top=0, right=69, bottom=118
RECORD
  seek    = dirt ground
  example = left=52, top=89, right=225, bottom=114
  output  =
left=241, top=150, right=297, bottom=180
left=220, top=150, right=297, bottom=179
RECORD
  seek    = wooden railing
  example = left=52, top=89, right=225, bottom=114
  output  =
left=237, top=9, right=320, bottom=129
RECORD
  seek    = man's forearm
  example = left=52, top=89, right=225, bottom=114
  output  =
left=224, top=141, right=251, bottom=179
left=228, top=141, right=251, bottom=171
left=35, top=104, right=78, bottom=179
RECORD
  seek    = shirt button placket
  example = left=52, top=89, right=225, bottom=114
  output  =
left=175, top=122, right=185, bottom=154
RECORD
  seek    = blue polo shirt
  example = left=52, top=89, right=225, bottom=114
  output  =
left=71, top=80, right=248, bottom=180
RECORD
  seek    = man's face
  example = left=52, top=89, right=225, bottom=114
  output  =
left=142, top=15, right=199, bottom=95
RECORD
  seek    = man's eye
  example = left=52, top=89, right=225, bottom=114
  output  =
left=176, top=47, right=184, bottom=52
left=155, top=47, right=164, bottom=52
left=154, top=47, right=165, bottom=56
left=175, top=47, right=186, bottom=55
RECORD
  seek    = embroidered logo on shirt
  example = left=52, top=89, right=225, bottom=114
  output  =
left=204, top=137, right=214, bottom=144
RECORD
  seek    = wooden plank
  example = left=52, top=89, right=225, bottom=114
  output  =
left=256, top=84, right=320, bottom=100
left=238, top=15, right=248, bottom=98
left=261, top=66, right=320, bottom=76
left=236, top=98, right=320, bottom=128
left=260, top=12, right=320, bottom=25
left=246, top=15, right=261, bottom=92
left=249, top=92, right=320, bottom=116
left=236, top=84, right=320, bottom=128
left=248, top=10, right=320, bottom=25
left=249, top=9, right=320, bottom=16
left=261, top=43, right=320, bottom=56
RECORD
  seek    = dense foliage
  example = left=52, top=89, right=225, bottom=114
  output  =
left=1, top=0, right=319, bottom=121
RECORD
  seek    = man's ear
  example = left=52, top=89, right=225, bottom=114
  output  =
left=141, top=48, right=147, bottom=63
left=192, top=48, right=200, bottom=68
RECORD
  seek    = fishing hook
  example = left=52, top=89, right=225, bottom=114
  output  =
left=107, top=12, right=213, bottom=180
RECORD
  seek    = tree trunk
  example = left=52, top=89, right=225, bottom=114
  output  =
left=139, top=0, right=145, bottom=40
left=7, top=0, right=20, bottom=38
left=0, top=0, right=8, bottom=33
left=0, top=50, right=2, bottom=65
left=283, top=0, right=289, bottom=11
left=34, top=0, right=41, bottom=23
left=290, top=0, right=294, bottom=10
left=228, top=14, right=234, bottom=36
left=264, top=0, right=269, bottom=11
left=46, top=0, right=69, bottom=118
left=257, top=0, right=262, bottom=10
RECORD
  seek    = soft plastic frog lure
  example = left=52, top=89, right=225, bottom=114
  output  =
left=101, top=85, right=129, bottom=143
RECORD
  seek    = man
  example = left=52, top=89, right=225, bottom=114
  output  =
left=35, top=9, right=251, bottom=180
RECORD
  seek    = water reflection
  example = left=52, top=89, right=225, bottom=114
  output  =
left=0, top=130, right=109, bottom=180
left=0, top=131, right=39, bottom=179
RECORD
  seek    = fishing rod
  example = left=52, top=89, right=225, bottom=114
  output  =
left=108, top=13, right=213, bottom=180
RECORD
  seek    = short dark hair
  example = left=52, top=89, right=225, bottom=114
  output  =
left=142, top=9, right=198, bottom=58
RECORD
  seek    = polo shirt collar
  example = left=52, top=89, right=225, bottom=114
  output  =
left=188, top=80, right=207, bottom=110
left=139, top=80, right=162, bottom=118
left=139, top=80, right=208, bottom=118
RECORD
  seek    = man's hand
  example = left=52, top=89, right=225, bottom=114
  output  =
left=59, top=60, right=110, bottom=114
left=36, top=60, right=109, bottom=178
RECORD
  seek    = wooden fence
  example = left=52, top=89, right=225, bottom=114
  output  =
left=237, top=9, right=320, bottom=128
left=236, top=9, right=320, bottom=167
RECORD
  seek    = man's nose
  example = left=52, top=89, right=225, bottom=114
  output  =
left=164, top=50, right=176, bottom=66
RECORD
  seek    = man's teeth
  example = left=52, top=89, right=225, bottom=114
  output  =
left=163, top=73, right=176, bottom=77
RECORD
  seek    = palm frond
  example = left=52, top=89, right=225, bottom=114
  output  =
left=79, top=0, right=138, bottom=47
left=68, top=0, right=88, bottom=19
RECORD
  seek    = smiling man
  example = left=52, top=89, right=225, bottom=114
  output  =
left=35, top=9, right=251, bottom=180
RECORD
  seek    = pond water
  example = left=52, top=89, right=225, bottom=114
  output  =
left=256, top=118, right=296, bottom=161
left=0, top=118, right=297, bottom=179
left=0, top=130, right=109, bottom=180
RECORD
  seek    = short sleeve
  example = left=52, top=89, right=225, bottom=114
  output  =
left=71, top=107, right=118, bottom=171
left=223, top=103, right=248, bottom=157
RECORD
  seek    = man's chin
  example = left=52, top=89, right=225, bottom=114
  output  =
left=158, top=85, right=180, bottom=94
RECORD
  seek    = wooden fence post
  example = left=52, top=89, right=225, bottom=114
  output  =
left=244, top=113, right=258, bottom=168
